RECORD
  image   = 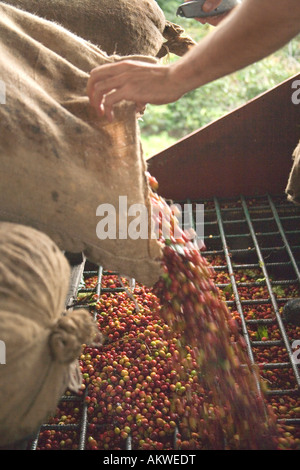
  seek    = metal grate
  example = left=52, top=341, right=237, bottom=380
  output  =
left=200, top=194, right=300, bottom=434
left=28, top=193, right=300, bottom=450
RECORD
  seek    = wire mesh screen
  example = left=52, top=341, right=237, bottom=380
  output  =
left=28, top=194, right=300, bottom=451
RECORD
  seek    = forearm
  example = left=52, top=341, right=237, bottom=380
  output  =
left=171, top=0, right=300, bottom=95
left=87, top=0, right=300, bottom=118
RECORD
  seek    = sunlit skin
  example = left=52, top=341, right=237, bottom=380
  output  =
left=191, top=0, right=231, bottom=26
left=87, top=0, right=300, bottom=122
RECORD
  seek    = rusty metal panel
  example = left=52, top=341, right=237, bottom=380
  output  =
left=147, top=74, right=300, bottom=201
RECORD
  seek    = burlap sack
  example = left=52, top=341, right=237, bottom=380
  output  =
left=3, top=0, right=196, bottom=58
left=0, top=222, right=99, bottom=447
left=286, top=140, right=300, bottom=205
left=0, top=2, right=163, bottom=286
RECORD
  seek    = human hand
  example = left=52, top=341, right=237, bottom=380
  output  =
left=87, top=60, right=184, bottom=121
left=189, top=0, right=233, bottom=26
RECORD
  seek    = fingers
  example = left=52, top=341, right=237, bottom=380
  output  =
left=91, top=78, right=121, bottom=111
left=88, top=78, right=146, bottom=122
left=100, top=88, right=129, bottom=122
left=86, top=60, right=174, bottom=120
left=87, top=60, right=147, bottom=120
left=87, top=60, right=148, bottom=99
left=87, top=63, right=123, bottom=104
left=87, top=65, right=125, bottom=120
left=87, top=62, right=122, bottom=96
left=195, top=11, right=229, bottom=25
left=102, top=88, right=146, bottom=120
left=202, top=0, right=223, bottom=12
left=192, top=1, right=231, bottom=25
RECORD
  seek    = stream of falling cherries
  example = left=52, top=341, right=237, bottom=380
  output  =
left=148, top=173, right=278, bottom=450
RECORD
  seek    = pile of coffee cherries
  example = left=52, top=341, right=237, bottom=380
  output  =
left=35, top=174, right=299, bottom=451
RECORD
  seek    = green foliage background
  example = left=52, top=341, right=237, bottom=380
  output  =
left=140, top=0, right=300, bottom=158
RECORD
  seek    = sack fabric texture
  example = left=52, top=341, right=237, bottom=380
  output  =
left=0, top=2, right=164, bottom=286
left=0, top=222, right=99, bottom=447
left=2, top=0, right=196, bottom=58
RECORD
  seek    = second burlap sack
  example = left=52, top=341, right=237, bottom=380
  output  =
left=0, top=222, right=99, bottom=447
left=3, top=0, right=196, bottom=58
